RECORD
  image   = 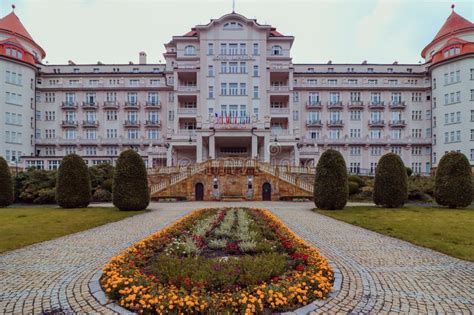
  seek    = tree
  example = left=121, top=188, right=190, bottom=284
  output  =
left=435, top=152, right=472, bottom=208
left=0, top=157, right=14, bottom=207
left=56, top=154, right=91, bottom=208
left=373, top=153, right=408, bottom=208
left=314, top=149, right=348, bottom=210
left=113, top=149, right=149, bottom=211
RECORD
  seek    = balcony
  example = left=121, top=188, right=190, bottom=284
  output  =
left=327, top=120, right=344, bottom=127
left=123, top=102, right=141, bottom=110
left=389, top=101, right=406, bottom=109
left=103, top=101, right=120, bottom=109
left=145, top=101, right=161, bottom=110
left=389, top=120, right=406, bottom=127
left=82, top=120, right=99, bottom=128
left=269, top=86, right=289, bottom=93
left=270, top=107, right=290, bottom=115
left=178, top=107, right=197, bottom=115
left=368, top=120, right=385, bottom=127
left=368, top=101, right=385, bottom=109
left=123, top=120, right=141, bottom=128
left=61, top=120, right=78, bottom=128
left=61, top=102, right=78, bottom=110
left=211, top=116, right=252, bottom=129
left=306, top=102, right=322, bottom=110
left=347, top=101, right=364, bottom=109
left=177, top=86, right=197, bottom=92
left=306, top=120, right=323, bottom=128
left=82, top=101, right=98, bottom=109
left=327, top=101, right=343, bottom=109
left=145, top=120, right=161, bottom=128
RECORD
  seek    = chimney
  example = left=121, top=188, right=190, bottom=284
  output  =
left=139, top=51, right=147, bottom=64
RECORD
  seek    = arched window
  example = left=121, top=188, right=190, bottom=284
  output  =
left=5, top=46, right=24, bottom=60
left=184, top=45, right=196, bottom=56
left=272, top=45, right=283, bottom=55
left=223, top=22, right=243, bottom=30
left=442, top=45, right=461, bottom=58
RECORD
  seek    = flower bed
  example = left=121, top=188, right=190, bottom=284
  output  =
left=101, top=207, right=333, bottom=314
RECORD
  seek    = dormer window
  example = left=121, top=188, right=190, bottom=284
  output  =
left=443, top=45, right=461, bottom=58
left=223, top=22, right=243, bottom=30
left=184, top=45, right=196, bottom=56
left=272, top=45, right=283, bottom=55
left=5, top=47, right=24, bottom=60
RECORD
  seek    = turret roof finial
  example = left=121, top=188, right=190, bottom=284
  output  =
left=232, top=0, right=236, bottom=13
left=451, top=4, right=455, bottom=11
left=12, top=4, right=16, bottom=11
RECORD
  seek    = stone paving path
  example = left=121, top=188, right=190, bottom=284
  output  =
left=0, top=202, right=473, bottom=314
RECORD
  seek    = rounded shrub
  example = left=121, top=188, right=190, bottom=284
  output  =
left=435, top=152, right=472, bottom=208
left=348, top=175, right=366, bottom=188
left=348, top=181, right=360, bottom=195
left=56, top=154, right=91, bottom=208
left=113, top=149, right=150, bottom=211
left=373, top=153, right=408, bottom=208
left=0, top=157, right=14, bottom=207
left=314, top=149, right=348, bottom=210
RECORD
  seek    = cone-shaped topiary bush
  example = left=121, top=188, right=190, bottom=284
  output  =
left=314, top=149, right=348, bottom=210
left=113, top=149, right=149, bottom=211
left=56, top=154, right=91, bottom=208
left=373, top=153, right=408, bottom=208
left=435, top=152, right=472, bottom=208
left=0, top=157, right=14, bottom=207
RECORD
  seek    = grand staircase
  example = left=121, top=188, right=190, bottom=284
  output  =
left=149, top=159, right=315, bottom=196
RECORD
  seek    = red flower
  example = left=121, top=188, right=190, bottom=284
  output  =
left=295, top=264, right=305, bottom=271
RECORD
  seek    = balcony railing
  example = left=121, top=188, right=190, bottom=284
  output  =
left=145, top=101, right=161, bottom=109
left=178, top=107, right=197, bottom=115
left=327, top=120, right=344, bottom=127
left=389, top=101, right=406, bottom=109
left=124, top=102, right=140, bottom=109
left=270, top=107, right=290, bottom=115
left=368, top=101, right=385, bottom=109
left=306, top=102, right=322, bottom=109
left=269, top=86, right=289, bottom=92
left=123, top=120, right=141, bottom=127
left=82, top=101, right=99, bottom=109
left=389, top=120, right=406, bottom=127
left=347, top=101, right=364, bottom=109
left=327, top=101, right=343, bottom=109
left=61, top=120, right=78, bottom=127
left=82, top=120, right=99, bottom=127
left=145, top=120, right=161, bottom=127
left=103, top=101, right=120, bottom=109
left=306, top=120, right=323, bottom=127
left=368, top=120, right=385, bottom=127
left=177, top=86, right=197, bottom=92
left=61, top=102, right=78, bottom=110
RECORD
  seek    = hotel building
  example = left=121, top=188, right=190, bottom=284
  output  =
left=1, top=6, right=473, bottom=174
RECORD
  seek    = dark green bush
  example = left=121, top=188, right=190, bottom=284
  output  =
left=0, top=157, right=14, bottom=207
left=435, top=152, right=472, bottom=208
left=56, top=154, right=91, bottom=208
left=348, top=175, right=366, bottom=188
left=314, top=149, right=348, bottom=210
left=348, top=181, right=360, bottom=195
left=93, top=188, right=112, bottom=202
left=113, top=149, right=149, bottom=211
left=406, top=167, right=413, bottom=177
left=373, top=153, right=408, bottom=208
left=15, top=169, right=56, bottom=204
left=34, top=188, right=56, bottom=204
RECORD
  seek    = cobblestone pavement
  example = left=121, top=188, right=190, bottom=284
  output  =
left=1, top=202, right=473, bottom=314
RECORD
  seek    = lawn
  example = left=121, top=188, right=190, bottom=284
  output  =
left=0, top=206, right=145, bottom=253
left=316, top=206, right=474, bottom=262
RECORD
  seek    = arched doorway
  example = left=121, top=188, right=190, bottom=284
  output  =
left=262, top=182, right=271, bottom=201
left=195, top=183, right=204, bottom=201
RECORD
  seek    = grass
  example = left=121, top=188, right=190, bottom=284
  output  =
left=0, top=206, right=145, bottom=253
left=316, top=206, right=474, bottom=262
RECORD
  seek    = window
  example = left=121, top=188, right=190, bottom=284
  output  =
left=148, top=92, right=159, bottom=104
left=221, top=83, right=227, bottom=95
left=271, top=45, right=283, bottom=55
left=253, top=65, right=259, bottom=77
left=229, top=43, right=238, bottom=55
left=239, top=83, right=246, bottom=95
left=208, top=65, right=214, bottom=77
left=223, top=21, right=243, bottom=30
left=253, top=86, right=259, bottom=98
left=221, top=62, right=227, bottom=73
left=106, top=111, right=118, bottom=121
left=147, top=129, right=160, bottom=140
left=184, top=45, right=196, bottom=55
left=229, top=83, right=238, bottom=95
left=349, top=129, right=361, bottom=138
left=207, top=43, right=213, bottom=55
left=350, top=110, right=361, bottom=121
left=350, top=146, right=361, bottom=156
left=239, top=62, right=246, bottom=73
left=229, top=62, right=238, bottom=73
left=5, top=46, right=24, bottom=59
left=253, top=43, right=259, bottom=55
left=239, top=43, right=246, bottom=55
left=208, top=86, right=214, bottom=99
left=106, top=129, right=118, bottom=139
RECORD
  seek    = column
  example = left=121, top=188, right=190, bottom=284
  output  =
left=263, top=134, right=270, bottom=163
left=251, top=134, right=258, bottom=159
left=166, top=144, right=173, bottom=166
left=209, top=135, right=216, bottom=159
left=293, top=143, right=300, bottom=166
left=196, top=134, right=203, bottom=163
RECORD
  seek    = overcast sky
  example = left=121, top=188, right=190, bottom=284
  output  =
left=4, top=0, right=474, bottom=65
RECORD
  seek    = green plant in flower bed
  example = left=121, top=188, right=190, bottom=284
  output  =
left=101, top=207, right=333, bottom=313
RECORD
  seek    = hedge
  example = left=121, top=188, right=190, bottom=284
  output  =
left=314, top=149, right=348, bottom=210
left=56, top=154, right=91, bottom=208
left=0, top=157, right=14, bottom=207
